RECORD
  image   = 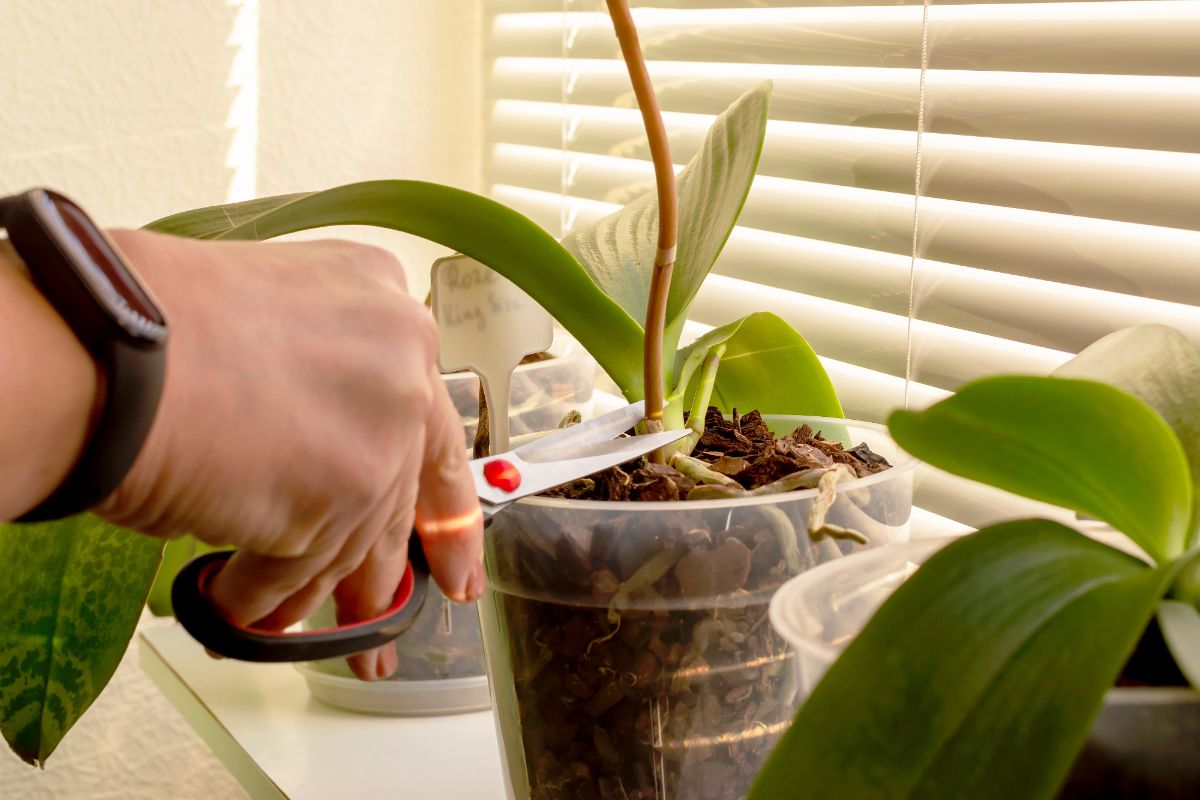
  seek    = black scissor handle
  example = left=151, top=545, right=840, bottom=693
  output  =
left=172, top=540, right=429, bottom=663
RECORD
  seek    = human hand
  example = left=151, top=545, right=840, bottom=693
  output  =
left=97, top=230, right=485, bottom=680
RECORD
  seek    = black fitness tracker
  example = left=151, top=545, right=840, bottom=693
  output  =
left=1, top=188, right=168, bottom=521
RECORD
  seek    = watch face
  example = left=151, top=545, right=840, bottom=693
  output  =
left=35, top=190, right=168, bottom=344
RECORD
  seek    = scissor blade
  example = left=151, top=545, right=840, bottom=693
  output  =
left=512, top=401, right=646, bottom=464
left=472, top=427, right=690, bottom=507
left=525, top=429, right=692, bottom=487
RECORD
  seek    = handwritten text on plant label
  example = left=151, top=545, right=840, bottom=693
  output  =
left=431, top=255, right=553, bottom=375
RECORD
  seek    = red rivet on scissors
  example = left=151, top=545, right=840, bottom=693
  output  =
left=484, top=459, right=522, bottom=492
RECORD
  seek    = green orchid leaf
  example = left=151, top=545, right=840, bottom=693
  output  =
left=146, top=535, right=232, bottom=617
left=0, top=517, right=162, bottom=765
left=148, top=180, right=647, bottom=399
left=147, top=192, right=311, bottom=239
left=146, top=536, right=197, bottom=617
left=673, top=312, right=842, bottom=417
left=751, top=520, right=1173, bottom=800
left=1158, top=599, right=1200, bottom=689
left=561, top=82, right=771, bottom=363
left=889, top=376, right=1192, bottom=563
left=1054, top=324, right=1200, bottom=544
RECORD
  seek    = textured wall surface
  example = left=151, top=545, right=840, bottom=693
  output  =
left=1, top=1, right=481, bottom=796
left=0, top=1, right=239, bottom=226
left=254, top=0, right=484, bottom=297
left=0, top=0, right=482, bottom=290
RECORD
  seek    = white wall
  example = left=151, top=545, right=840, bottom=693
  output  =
left=254, top=0, right=484, bottom=297
left=0, top=0, right=482, bottom=294
left=0, top=1, right=482, bottom=796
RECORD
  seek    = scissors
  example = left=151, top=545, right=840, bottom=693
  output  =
left=171, top=401, right=688, bottom=663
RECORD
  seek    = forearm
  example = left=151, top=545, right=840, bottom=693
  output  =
left=0, top=240, right=98, bottom=521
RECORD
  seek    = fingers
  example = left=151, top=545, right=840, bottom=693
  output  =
left=205, top=508, right=413, bottom=681
left=414, top=368, right=486, bottom=604
left=205, top=349, right=482, bottom=681
left=204, top=539, right=407, bottom=681
left=207, top=549, right=337, bottom=629
left=333, top=530, right=411, bottom=681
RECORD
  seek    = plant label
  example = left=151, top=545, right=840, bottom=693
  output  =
left=431, top=254, right=553, bottom=452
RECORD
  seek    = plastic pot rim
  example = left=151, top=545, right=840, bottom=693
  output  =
left=769, top=536, right=950, bottom=667
left=1104, top=686, right=1200, bottom=704
left=512, top=415, right=916, bottom=514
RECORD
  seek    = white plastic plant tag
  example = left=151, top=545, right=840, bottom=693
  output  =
left=430, top=254, right=553, bottom=453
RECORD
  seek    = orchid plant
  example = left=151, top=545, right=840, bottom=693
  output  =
left=2, top=0, right=842, bottom=766
left=752, top=324, right=1200, bottom=799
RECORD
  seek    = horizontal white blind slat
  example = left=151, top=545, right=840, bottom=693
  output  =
left=492, top=4, right=1200, bottom=76
left=689, top=274, right=1071, bottom=389
left=751, top=181, right=1200, bottom=307
left=915, top=467, right=1086, bottom=531
left=684, top=319, right=948, bottom=423
left=491, top=143, right=1200, bottom=307
left=491, top=183, right=575, bottom=236
left=708, top=231, right=1200, bottom=354
left=491, top=58, right=1200, bottom=152
left=490, top=1, right=1117, bottom=13
left=486, top=0, right=1199, bottom=527
left=492, top=99, right=1200, bottom=230
left=492, top=178, right=1200, bottom=357
left=715, top=236, right=1200, bottom=355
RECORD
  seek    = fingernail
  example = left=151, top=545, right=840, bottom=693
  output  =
left=465, top=562, right=486, bottom=602
left=348, top=652, right=375, bottom=681
left=376, top=646, right=398, bottom=680
left=444, top=561, right=474, bottom=603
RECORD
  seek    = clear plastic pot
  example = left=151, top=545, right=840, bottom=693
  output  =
left=769, top=537, right=1200, bottom=799
left=298, top=580, right=489, bottom=716
left=443, top=331, right=595, bottom=446
left=480, top=417, right=916, bottom=800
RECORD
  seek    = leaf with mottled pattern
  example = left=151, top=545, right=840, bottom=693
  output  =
left=0, top=516, right=161, bottom=765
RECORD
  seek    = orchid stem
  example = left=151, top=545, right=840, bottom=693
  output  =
left=605, top=0, right=678, bottom=440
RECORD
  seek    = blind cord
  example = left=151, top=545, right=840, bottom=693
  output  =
left=559, top=0, right=571, bottom=239
left=904, top=0, right=932, bottom=411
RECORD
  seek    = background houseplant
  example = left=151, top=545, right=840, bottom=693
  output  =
left=752, top=323, right=1200, bottom=799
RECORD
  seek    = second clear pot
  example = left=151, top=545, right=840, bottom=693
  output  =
left=769, top=536, right=1200, bottom=799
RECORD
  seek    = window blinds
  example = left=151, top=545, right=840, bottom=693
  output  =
left=484, top=0, right=1200, bottom=525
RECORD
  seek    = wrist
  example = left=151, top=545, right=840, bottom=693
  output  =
left=91, top=228, right=176, bottom=527
left=0, top=241, right=100, bottom=520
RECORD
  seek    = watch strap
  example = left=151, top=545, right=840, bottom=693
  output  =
left=2, top=190, right=168, bottom=522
